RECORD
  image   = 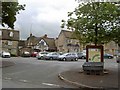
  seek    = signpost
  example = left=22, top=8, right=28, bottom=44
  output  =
left=83, top=45, right=104, bottom=75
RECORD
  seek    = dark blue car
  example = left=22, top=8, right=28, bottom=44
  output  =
left=104, top=53, right=114, bottom=59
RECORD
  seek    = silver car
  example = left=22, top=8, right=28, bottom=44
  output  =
left=36, top=52, right=48, bottom=60
left=45, top=52, right=60, bottom=60
left=58, top=53, right=78, bottom=61
left=77, top=52, right=86, bottom=59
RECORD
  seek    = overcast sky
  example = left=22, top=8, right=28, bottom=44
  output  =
left=12, top=0, right=79, bottom=40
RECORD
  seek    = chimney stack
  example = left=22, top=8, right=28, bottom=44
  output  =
left=44, top=34, right=47, bottom=38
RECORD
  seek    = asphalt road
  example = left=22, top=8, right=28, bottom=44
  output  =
left=2, top=57, right=118, bottom=88
left=2, top=57, right=85, bottom=88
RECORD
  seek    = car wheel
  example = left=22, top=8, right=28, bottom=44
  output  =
left=50, top=57, right=53, bottom=60
left=75, top=58, right=78, bottom=61
left=108, top=56, right=112, bottom=59
left=63, top=58, right=66, bottom=61
left=117, top=60, right=119, bottom=63
left=41, top=56, right=44, bottom=60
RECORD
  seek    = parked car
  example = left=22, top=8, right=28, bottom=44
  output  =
left=21, top=51, right=31, bottom=57
left=116, top=53, right=120, bottom=63
left=31, top=52, right=38, bottom=57
left=116, top=57, right=120, bottom=63
left=77, top=52, right=86, bottom=59
left=58, top=52, right=78, bottom=61
left=36, top=52, right=49, bottom=60
left=104, top=53, right=114, bottom=59
left=1, top=51, right=11, bottom=58
left=45, top=52, right=60, bottom=60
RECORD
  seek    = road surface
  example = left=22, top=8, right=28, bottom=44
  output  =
left=2, top=57, right=118, bottom=88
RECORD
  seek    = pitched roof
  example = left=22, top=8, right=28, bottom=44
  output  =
left=43, top=38, right=56, bottom=48
left=60, top=30, right=77, bottom=39
left=26, top=34, right=56, bottom=49
left=27, top=35, right=40, bottom=46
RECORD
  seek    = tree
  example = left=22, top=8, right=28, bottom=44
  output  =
left=113, top=28, right=120, bottom=52
left=1, top=2, right=25, bottom=29
left=112, top=2, right=120, bottom=51
left=62, top=2, right=120, bottom=46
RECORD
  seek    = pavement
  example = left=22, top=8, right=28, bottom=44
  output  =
left=0, top=60, right=15, bottom=68
left=58, top=68, right=119, bottom=90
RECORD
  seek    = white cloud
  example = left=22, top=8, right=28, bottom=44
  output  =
left=15, top=0, right=78, bottom=39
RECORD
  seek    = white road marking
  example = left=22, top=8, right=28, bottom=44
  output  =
left=19, top=79, right=29, bottom=83
left=42, top=83, right=60, bottom=87
left=4, top=77, right=12, bottom=80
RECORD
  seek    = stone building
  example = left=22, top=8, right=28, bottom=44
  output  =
left=21, top=34, right=57, bottom=54
left=0, top=29, right=19, bottom=56
left=18, top=40, right=26, bottom=56
left=56, top=30, right=118, bottom=55
left=104, top=41, right=118, bottom=55
left=34, top=36, right=57, bottom=52
left=56, top=30, right=80, bottom=52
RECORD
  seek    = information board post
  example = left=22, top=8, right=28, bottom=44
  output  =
left=82, top=45, right=104, bottom=75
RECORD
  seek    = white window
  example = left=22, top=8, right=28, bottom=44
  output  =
left=39, top=39, right=47, bottom=46
left=9, top=32, right=13, bottom=37
left=0, top=31, right=2, bottom=36
left=67, top=39, right=71, bottom=43
left=28, top=43, right=29, bottom=46
left=8, top=41, right=12, bottom=45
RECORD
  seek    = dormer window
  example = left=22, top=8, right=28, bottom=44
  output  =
left=9, top=32, right=13, bottom=37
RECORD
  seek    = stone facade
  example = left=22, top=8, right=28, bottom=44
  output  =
left=56, top=30, right=118, bottom=55
left=18, top=40, right=26, bottom=56
left=56, top=30, right=80, bottom=52
left=0, top=29, right=19, bottom=56
left=104, top=41, right=118, bottom=55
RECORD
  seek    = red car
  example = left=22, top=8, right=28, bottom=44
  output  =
left=31, top=52, right=38, bottom=57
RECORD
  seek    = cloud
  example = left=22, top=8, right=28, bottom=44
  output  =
left=14, top=0, right=78, bottom=40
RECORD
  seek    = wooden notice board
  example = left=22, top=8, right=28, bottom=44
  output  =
left=86, top=45, right=104, bottom=62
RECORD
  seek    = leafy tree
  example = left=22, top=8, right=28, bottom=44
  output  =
left=62, top=2, right=120, bottom=46
left=113, top=28, right=120, bottom=52
left=112, top=2, right=120, bottom=51
left=1, top=2, right=25, bottom=29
